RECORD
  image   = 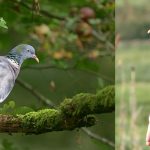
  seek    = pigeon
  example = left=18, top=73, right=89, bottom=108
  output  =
left=0, top=44, right=39, bottom=103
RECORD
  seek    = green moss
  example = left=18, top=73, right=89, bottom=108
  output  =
left=0, top=86, right=114, bottom=134
left=13, top=86, right=114, bottom=133
left=72, top=93, right=96, bottom=116
left=96, top=85, right=115, bottom=107
left=18, top=109, right=61, bottom=132
left=59, top=85, right=115, bottom=117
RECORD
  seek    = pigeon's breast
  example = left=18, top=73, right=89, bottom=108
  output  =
left=5, top=58, right=20, bottom=79
left=0, top=57, right=15, bottom=81
left=0, top=56, right=19, bottom=102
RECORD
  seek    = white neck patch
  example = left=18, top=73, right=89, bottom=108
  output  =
left=7, top=58, right=20, bottom=69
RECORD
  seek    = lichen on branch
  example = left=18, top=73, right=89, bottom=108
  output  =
left=0, top=86, right=114, bottom=134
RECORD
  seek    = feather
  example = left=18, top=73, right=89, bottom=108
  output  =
left=0, top=56, right=20, bottom=102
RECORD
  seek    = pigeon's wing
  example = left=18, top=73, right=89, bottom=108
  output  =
left=0, top=57, right=16, bottom=103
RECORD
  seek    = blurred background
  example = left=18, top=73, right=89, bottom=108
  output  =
left=0, top=0, right=114, bottom=150
left=116, top=0, right=150, bottom=150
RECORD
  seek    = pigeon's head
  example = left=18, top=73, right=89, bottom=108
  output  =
left=9, top=44, right=39, bottom=64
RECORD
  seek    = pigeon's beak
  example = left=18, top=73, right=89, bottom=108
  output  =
left=33, top=55, right=39, bottom=63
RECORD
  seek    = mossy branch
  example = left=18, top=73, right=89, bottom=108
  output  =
left=0, top=86, right=114, bottom=134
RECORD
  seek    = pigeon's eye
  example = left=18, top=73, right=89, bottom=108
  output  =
left=27, top=49, right=30, bottom=52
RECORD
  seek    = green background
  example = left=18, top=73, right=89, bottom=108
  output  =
left=0, top=0, right=115, bottom=150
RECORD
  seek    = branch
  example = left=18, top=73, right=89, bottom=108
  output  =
left=0, top=86, right=114, bottom=134
left=22, top=65, right=114, bottom=82
left=82, top=128, right=115, bottom=148
left=22, top=64, right=76, bottom=71
left=10, top=0, right=66, bottom=20
left=92, top=30, right=115, bottom=51
left=16, top=79, right=55, bottom=108
left=16, top=79, right=114, bottom=144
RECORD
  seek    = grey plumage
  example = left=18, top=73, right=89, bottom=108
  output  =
left=0, top=56, right=19, bottom=102
left=0, top=44, right=39, bottom=103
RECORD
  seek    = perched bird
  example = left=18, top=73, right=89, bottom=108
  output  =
left=0, top=44, right=39, bottom=103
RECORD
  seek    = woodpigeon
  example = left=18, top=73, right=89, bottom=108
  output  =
left=0, top=44, right=39, bottom=103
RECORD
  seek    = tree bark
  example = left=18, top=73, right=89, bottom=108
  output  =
left=0, top=86, right=114, bottom=134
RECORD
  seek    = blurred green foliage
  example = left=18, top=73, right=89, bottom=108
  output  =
left=0, top=139, right=18, bottom=150
left=116, top=0, right=150, bottom=40
left=0, top=0, right=114, bottom=150
left=0, top=18, right=8, bottom=29
left=116, top=41, right=150, bottom=150
left=116, top=41, right=150, bottom=82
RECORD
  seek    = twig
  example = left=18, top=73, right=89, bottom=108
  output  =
left=22, top=64, right=75, bottom=70
left=92, top=30, right=115, bottom=51
left=16, top=79, right=115, bottom=145
left=82, top=128, right=115, bottom=148
left=0, top=86, right=114, bottom=134
left=10, top=0, right=66, bottom=20
left=16, top=77, right=114, bottom=144
left=16, top=79, right=55, bottom=108
left=22, top=64, right=114, bottom=82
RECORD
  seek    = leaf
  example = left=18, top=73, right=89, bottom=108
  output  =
left=89, top=18, right=101, bottom=25
left=0, top=18, right=8, bottom=29
left=8, top=101, right=16, bottom=109
left=1, top=139, right=17, bottom=150
left=14, top=106, right=34, bottom=115
left=0, top=102, right=34, bottom=115
left=98, top=78, right=104, bottom=88
left=0, top=101, right=16, bottom=114
left=76, top=58, right=99, bottom=72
